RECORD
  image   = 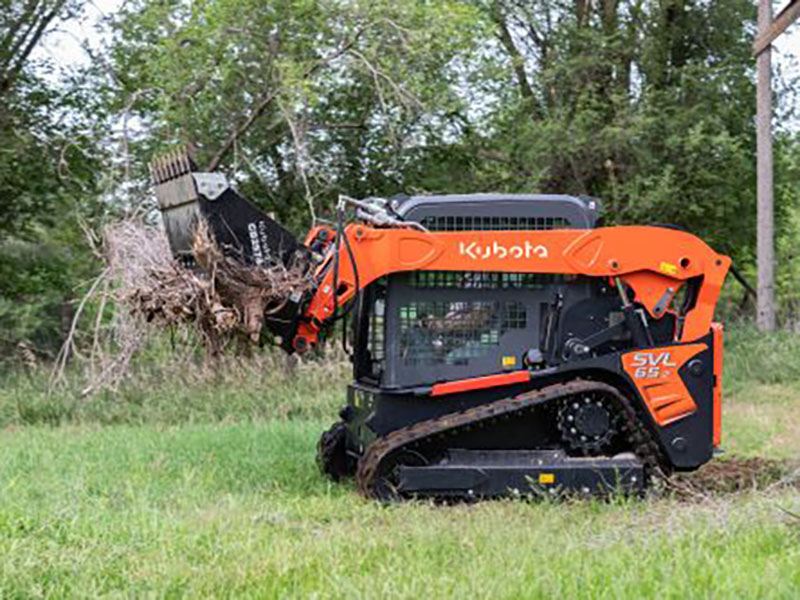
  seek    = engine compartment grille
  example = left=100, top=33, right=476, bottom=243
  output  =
left=420, top=215, right=570, bottom=232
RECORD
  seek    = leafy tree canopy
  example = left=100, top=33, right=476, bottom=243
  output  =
left=2, top=0, right=800, bottom=354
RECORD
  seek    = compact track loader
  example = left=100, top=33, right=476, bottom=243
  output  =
left=151, top=150, right=731, bottom=500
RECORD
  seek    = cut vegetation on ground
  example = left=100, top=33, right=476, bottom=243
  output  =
left=1, top=326, right=799, bottom=597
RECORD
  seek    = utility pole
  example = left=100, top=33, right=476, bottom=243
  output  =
left=756, top=0, right=775, bottom=331
left=753, top=0, right=800, bottom=331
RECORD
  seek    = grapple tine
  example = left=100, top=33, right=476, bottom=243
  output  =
left=158, top=154, right=166, bottom=181
left=156, top=156, right=164, bottom=182
left=149, top=147, right=196, bottom=184
left=167, top=151, right=176, bottom=179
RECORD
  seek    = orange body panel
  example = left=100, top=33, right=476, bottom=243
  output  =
left=711, top=322, right=724, bottom=447
left=430, top=371, right=532, bottom=397
left=295, top=225, right=730, bottom=351
left=304, top=225, right=324, bottom=246
left=621, top=344, right=707, bottom=426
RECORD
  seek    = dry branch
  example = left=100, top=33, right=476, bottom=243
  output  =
left=51, top=217, right=313, bottom=395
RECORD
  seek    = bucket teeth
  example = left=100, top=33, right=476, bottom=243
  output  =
left=148, top=147, right=197, bottom=184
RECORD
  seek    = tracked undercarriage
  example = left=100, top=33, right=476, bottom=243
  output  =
left=321, top=379, right=668, bottom=500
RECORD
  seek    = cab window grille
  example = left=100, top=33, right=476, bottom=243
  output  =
left=503, top=301, right=527, bottom=329
left=398, top=301, right=527, bottom=366
left=408, top=271, right=562, bottom=289
left=420, top=215, right=571, bottom=231
left=367, top=287, right=386, bottom=379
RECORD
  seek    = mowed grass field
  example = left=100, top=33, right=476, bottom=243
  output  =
left=1, top=327, right=799, bottom=598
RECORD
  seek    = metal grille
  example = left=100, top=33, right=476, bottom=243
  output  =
left=408, top=271, right=561, bottom=289
left=398, top=301, right=527, bottom=366
left=420, top=215, right=571, bottom=232
left=367, top=286, right=386, bottom=379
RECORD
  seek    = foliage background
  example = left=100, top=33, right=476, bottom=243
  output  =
left=1, top=0, right=800, bottom=364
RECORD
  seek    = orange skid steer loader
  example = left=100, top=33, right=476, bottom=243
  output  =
left=151, top=150, right=730, bottom=500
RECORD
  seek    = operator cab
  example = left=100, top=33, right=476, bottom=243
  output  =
left=351, top=194, right=622, bottom=390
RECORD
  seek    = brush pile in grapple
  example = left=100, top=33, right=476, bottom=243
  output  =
left=122, top=219, right=313, bottom=351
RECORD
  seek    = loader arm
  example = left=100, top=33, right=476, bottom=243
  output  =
left=294, top=224, right=730, bottom=351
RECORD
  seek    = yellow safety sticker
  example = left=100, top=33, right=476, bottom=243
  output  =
left=538, top=473, right=555, bottom=485
left=502, top=355, right=517, bottom=368
left=659, top=261, right=678, bottom=276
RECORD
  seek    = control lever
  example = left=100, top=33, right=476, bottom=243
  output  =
left=614, top=277, right=654, bottom=348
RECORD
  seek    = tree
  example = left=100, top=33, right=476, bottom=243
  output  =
left=104, top=0, right=488, bottom=230
left=2, top=0, right=799, bottom=360
left=0, top=0, right=77, bottom=98
left=448, top=0, right=758, bottom=260
left=0, top=0, right=105, bottom=361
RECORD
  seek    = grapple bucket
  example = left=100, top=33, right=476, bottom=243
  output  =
left=149, top=148, right=307, bottom=269
left=149, top=149, right=311, bottom=349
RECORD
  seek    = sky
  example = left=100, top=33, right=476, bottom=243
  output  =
left=31, top=0, right=124, bottom=71
left=32, top=0, right=800, bottom=131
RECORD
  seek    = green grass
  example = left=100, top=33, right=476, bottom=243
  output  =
left=1, top=326, right=799, bottom=597
left=0, top=421, right=798, bottom=598
left=0, top=352, right=348, bottom=428
left=724, top=324, right=800, bottom=393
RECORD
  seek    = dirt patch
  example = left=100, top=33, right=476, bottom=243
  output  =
left=666, top=456, right=800, bottom=499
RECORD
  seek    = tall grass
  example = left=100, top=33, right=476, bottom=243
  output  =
left=723, top=324, right=800, bottom=394
left=0, top=346, right=349, bottom=428
left=2, top=325, right=799, bottom=428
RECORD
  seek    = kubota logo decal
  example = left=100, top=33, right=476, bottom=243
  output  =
left=458, top=240, right=549, bottom=260
left=629, top=351, right=677, bottom=379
